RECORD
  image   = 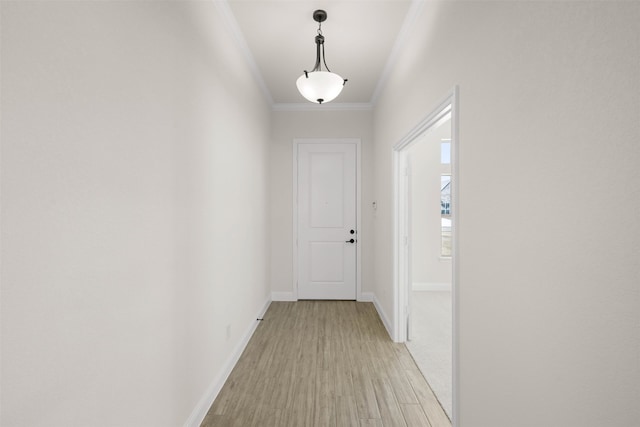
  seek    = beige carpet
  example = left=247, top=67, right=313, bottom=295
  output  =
left=406, top=290, right=452, bottom=419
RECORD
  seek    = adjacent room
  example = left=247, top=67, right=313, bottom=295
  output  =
left=405, top=112, right=454, bottom=419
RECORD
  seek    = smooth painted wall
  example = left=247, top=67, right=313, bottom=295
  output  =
left=270, top=110, right=373, bottom=298
left=373, top=2, right=639, bottom=426
left=1, top=2, right=271, bottom=425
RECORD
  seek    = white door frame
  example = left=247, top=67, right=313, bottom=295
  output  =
left=292, top=138, right=362, bottom=301
left=392, top=87, right=459, bottom=424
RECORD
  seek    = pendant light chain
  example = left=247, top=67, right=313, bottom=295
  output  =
left=315, top=19, right=331, bottom=72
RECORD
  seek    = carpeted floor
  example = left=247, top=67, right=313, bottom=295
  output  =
left=406, top=290, right=452, bottom=419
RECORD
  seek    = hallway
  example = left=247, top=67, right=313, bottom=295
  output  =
left=2, top=1, right=638, bottom=425
left=202, top=301, right=450, bottom=427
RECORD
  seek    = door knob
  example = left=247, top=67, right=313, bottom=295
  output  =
left=345, top=238, right=355, bottom=243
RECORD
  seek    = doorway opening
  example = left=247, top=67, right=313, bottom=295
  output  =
left=393, top=88, right=458, bottom=424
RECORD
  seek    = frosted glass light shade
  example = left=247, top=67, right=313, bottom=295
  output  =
left=296, top=71, right=344, bottom=104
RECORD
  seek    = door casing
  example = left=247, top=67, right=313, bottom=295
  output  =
left=392, top=87, right=459, bottom=425
left=293, top=138, right=362, bottom=301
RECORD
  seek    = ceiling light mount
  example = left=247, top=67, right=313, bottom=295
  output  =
left=313, top=9, right=327, bottom=24
left=296, top=9, right=347, bottom=104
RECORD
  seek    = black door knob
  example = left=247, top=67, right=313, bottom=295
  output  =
left=350, top=229, right=355, bottom=234
left=345, top=238, right=355, bottom=243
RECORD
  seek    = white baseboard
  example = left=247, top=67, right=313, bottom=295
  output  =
left=271, top=291, right=296, bottom=301
left=371, top=293, right=394, bottom=341
left=413, top=282, right=451, bottom=292
left=358, top=292, right=374, bottom=302
left=273, top=291, right=377, bottom=302
left=183, top=297, right=271, bottom=427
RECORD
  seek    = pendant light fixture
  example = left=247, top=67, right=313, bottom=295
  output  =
left=296, top=10, right=347, bottom=104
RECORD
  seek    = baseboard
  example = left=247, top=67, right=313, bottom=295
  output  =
left=358, top=292, right=374, bottom=302
left=413, top=282, right=451, bottom=292
left=271, top=291, right=296, bottom=301
left=371, top=293, right=394, bottom=341
left=273, top=291, right=375, bottom=302
left=183, top=297, right=271, bottom=427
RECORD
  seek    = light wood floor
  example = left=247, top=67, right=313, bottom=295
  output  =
left=201, top=301, right=451, bottom=427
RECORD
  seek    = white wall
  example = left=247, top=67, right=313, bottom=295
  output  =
left=1, top=2, right=271, bottom=426
left=270, top=110, right=373, bottom=299
left=408, top=120, right=452, bottom=287
left=373, top=2, right=640, bottom=426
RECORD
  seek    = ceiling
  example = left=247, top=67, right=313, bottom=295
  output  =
left=225, top=0, right=415, bottom=107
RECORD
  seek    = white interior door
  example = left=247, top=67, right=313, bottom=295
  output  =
left=297, top=142, right=357, bottom=300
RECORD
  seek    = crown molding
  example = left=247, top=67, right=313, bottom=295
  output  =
left=370, top=0, right=425, bottom=105
left=272, top=102, right=373, bottom=112
left=214, top=0, right=274, bottom=105
left=217, top=0, right=424, bottom=110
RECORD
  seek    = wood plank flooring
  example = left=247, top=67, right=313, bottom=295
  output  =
left=201, top=301, right=451, bottom=427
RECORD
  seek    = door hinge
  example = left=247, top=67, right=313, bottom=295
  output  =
left=403, top=235, right=409, bottom=246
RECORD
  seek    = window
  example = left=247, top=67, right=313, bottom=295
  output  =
left=441, top=140, right=451, bottom=164
left=441, top=139, right=452, bottom=257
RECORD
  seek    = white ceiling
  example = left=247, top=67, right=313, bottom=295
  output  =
left=225, top=0, right=414, bottom=106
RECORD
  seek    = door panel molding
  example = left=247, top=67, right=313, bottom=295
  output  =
left=293, top=138, right=362, bottom=301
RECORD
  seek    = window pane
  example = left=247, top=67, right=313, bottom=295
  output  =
left=441, top=175, right=451, bottom=257
left=440, top=176, right=451, bottom=215
left=441, top=140, right=451, bottom=164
